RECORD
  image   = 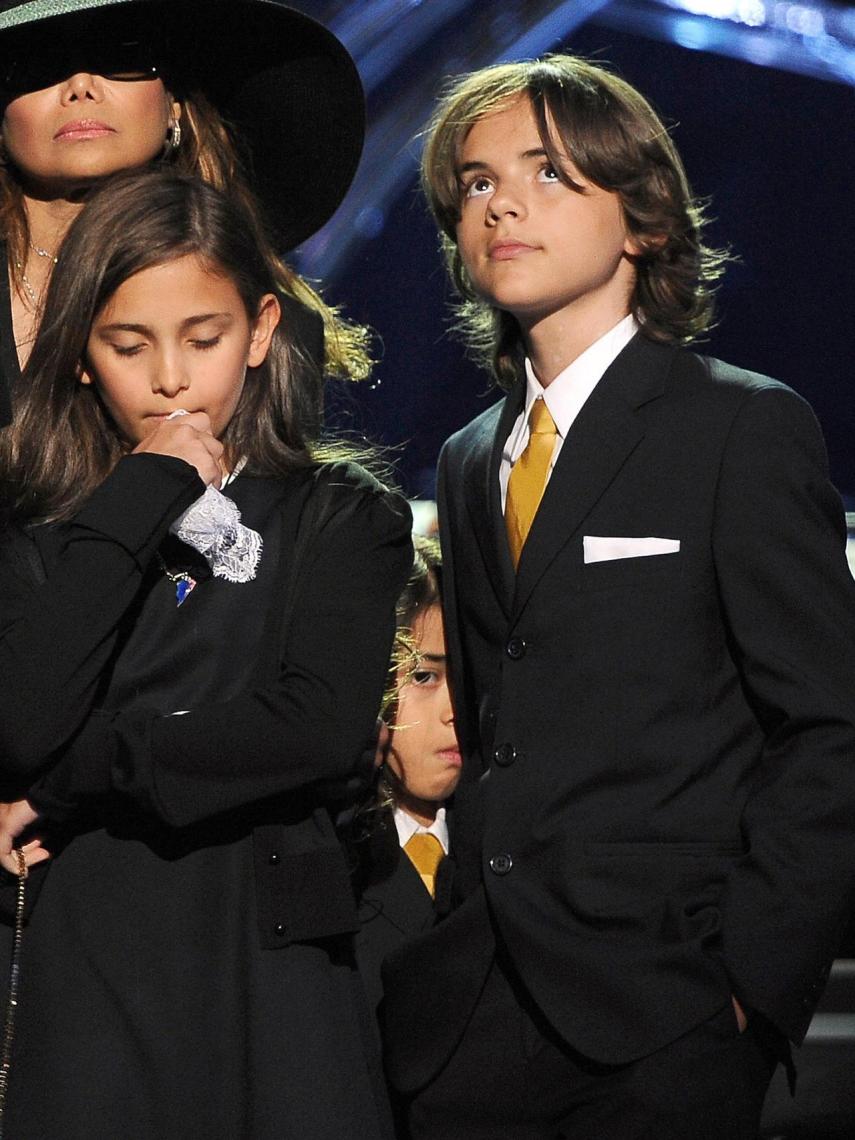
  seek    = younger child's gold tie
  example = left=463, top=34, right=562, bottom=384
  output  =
left=404, top=833, right=444, bottom=898
left=505, top=398, right=558, bottom=569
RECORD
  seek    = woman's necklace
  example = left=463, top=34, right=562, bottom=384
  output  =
left=14, top=241, right=58, bottom=312
left=157, top=553, right=197, bottom=607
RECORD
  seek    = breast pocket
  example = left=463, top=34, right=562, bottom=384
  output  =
left=580, top=550, right=684, bottom=593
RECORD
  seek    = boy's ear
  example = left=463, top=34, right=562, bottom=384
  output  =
left=625, top=230, right=667, bottom=258
left=247, top=294, right=281, bottom=367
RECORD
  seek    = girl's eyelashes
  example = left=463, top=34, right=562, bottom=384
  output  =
left=190, top=335, right=222, bottom=351
left=108, top=335, right=223, bottom=356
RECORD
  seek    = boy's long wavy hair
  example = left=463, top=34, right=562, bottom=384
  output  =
left=0, top=87, right=371, bottom=386
left=0, top=169, right=322, bottom=523
left=421, top=55, right=732, bottom=389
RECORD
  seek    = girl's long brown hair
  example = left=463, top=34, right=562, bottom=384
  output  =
left=0, top=168, right=320, bottom=523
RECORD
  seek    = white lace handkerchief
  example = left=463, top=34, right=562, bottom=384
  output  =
left=170, top=486, right=262, bottom=583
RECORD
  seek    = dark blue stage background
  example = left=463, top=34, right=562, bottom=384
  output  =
left=290, top=0, right=855, bottom=503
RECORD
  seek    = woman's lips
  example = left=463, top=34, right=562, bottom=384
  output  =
left=54, top=120, right=115, bottom=141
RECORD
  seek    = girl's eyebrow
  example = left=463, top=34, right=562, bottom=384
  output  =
left=419, top=653, right=447, bottom=664
left=96, top=313, right=233, bottom=335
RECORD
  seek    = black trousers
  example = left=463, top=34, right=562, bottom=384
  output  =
left=404, top=944, right=780, bottom=1140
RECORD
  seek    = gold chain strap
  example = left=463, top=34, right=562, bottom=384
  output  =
left=0, top=849, right=27, bottom=1137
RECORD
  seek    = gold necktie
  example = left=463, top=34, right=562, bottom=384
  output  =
left=404, top=833, right=444, bottom=898
left=505, top=398, right=558, bottom=568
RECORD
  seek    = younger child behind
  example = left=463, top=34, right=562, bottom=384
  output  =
left=352, top=536, right=462, bottom=1017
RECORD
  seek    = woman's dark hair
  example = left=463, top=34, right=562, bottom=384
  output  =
left=0, top=168, right=317, bottom=522
left=421, top=54, right=732, bottom=389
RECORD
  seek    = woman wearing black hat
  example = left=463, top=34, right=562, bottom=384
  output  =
left=0, top=0, right=371, bottom=428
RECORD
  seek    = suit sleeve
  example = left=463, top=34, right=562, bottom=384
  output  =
left=0, top=454, right=204, bottom=778
left=29, top=485, right=413, bottom=828
left=711, top=385, right=855, bottom=1042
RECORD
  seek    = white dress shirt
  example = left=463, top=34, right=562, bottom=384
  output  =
left=393, top=805, right=450, bottom=855
left=499, top=315, right=639, bottom=510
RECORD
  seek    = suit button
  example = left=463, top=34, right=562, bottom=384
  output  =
left=268, top=852, right=281, bottom=866
left=490, top=853, right=513, bottom=876
left=506, top=637, right=527, bottom=660
left=493, top=743, right=517, bottom=767
left=273, top=922, right=286, bottom=937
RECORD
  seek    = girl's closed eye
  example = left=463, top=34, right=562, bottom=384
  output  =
left=190, top=336, right=222, bottom=351
left=112, top=341, right=147, bottom=357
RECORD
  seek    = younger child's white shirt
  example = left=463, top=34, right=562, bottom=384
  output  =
left=394, top=805, right=449, bottom=855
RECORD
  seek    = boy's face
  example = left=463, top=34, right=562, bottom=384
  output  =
left=387, top=604, right=462, bottom=825
left=454, top=97, right=637, bottom=339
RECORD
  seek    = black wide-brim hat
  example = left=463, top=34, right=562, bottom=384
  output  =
left=0, top=0, right=365, bottom=250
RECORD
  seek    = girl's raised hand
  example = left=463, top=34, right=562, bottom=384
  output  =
left=132, top=412, right=224, bottom=488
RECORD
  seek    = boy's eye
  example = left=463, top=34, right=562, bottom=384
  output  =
left=190, top=336, right=221, bottom=351
left=464, top=176, right=493, bottom=199
left=537, top=164, right=560, bottom=183
left=411, top=669, right=439, bottom=686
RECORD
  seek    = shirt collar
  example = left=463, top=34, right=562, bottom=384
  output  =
left=523, top=314, right=639, bottom=438
left=394, top=805, right=449, bottom=854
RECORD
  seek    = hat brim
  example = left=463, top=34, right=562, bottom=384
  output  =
left=0, top=0, right=365, bottom=249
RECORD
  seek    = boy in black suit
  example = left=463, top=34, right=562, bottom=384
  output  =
left=382, top=55, right=855, bottom=1138
left=352, top=538, right=461, bottom=1017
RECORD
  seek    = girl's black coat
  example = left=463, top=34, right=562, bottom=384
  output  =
left=0, top=454, right=412, bottom=1137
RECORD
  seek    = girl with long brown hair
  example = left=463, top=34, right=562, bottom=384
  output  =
left=0, top=164, right=410, bottom=1138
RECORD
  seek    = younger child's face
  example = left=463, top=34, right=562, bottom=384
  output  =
left=454, top=96, right=637, bottom=336
left=81, top=253, right=279, bottom=446
left=387, top=604, right=461, bottom=824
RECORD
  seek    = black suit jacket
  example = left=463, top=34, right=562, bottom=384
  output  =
left=353, top=816, right=438, bottom=1016
left=384, top=333, right=855, bottom=1086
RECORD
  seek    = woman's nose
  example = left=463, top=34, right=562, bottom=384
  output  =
left=59, top=73, right=105, bottom=105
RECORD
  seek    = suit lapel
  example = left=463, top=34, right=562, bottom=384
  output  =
left=463, top=386, right=524, bottom=618
left=513, top=335, right=675, bottom=618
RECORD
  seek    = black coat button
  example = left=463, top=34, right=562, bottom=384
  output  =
left=273, top=922, right=286, bottom=937
left=268, top=852, right=281, bottom=866
left=490, top=853, right=513, bottom=876
left=493, top=743, right=517, bottom=767
left=506, top=637, right=527, bottom=660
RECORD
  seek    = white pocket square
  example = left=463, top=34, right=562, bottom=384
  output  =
left=583, top=536, right=680, bottom=564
